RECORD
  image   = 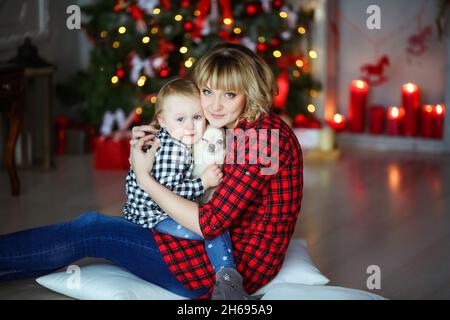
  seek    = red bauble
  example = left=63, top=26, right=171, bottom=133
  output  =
left=116, top=69, right=125, bottom=78
left=246, top=4, right=258, bottom=16
left=184, top=21, right=194, bottom=32
left=273, top=0, right=283, bottom=10
left=270, top=38, right=281, bottom=47
left=159, top=68, right=169, bottom=78
left=257, top=42, right=267, bottom=52
left=181, top=0, right=190, bottom=8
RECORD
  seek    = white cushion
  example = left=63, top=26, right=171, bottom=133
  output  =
left=254, top=239, right=329, bottom=295
left=36, top=264, right=186, bottom=300
left=261, top=283, right=386, bottom=300
left=36, top=238, right=328, bottom=300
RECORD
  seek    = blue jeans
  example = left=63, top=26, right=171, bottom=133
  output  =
left=0, top=211, right=208, bottom=299
left=155, top=218, right=235, bottom=272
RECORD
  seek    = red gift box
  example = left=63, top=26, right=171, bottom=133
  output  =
left=93, top=136, right=130, bottom=170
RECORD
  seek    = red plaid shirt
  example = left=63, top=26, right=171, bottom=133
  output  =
left=152, top=112, right=303, bottom=298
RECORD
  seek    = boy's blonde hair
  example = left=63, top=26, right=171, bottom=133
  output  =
left=193, top=42, right=276, bottom=123
left=153, top=78, right=200, bottom=124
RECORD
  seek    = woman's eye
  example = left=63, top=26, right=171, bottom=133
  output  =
left=202, top=89, right=212, bottom=96
left=225, top=92, right=236, bottom=99
left=194, top=115, right=202, bottom=120
left=176, top=117, right=183, bottom=122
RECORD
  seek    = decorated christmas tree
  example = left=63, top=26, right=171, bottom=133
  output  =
left=58, top=0, right=321, bottom=127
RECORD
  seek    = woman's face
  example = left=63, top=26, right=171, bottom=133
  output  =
left=199, top=82, right=246, bottom=129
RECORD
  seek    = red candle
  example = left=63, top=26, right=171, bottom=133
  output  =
left=420, top=104, right=434, bottom=138
left=326, top=113, right=346, bottom=133
left=402, top=83, right=420, bottom=136
left=348, top=80, right=369, bottom=133
left=434, top=103, right=446, bottom=139
left=369, top=105, right=385, bottom=135
left=387, top=106, right=404, bottom=136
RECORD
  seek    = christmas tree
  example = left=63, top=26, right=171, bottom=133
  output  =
left=58, top=0, right=321, bottom=127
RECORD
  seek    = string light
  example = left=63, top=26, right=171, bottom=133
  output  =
left=180, top=46, right=188, bottom=54
left=100, top=31, right=108, bottom=38
left=223, top=18, right=232, bottom=25
left=175, top=14, right=183, bottom=21
left=292, top=70, right=300, bottom=78
left=135, top=107, right=143, bottom=115
left=307, top=104, right=316, bottom=113
left=194, top=10, right=201, bottom=16
left=185, top=60, right=193, bottom=68
left=297, top=26, right=306, bottom=34
left=273, top=50, right=282, bottom=58
left=118, top=26, right=126, bottom=34
left=137, top=75, right=147, bottom=87
left=310, top=89, right=318, bottom=97
left=151, top=27, right=159, bottom=34
left=279, top=11, right=288, bottom=19
left=142, top=36, right=150, bottom=44
left=150, top=96, right=157, bottom=104
left=309, top=50, right=318, bottom=59
left=233, top=27, right=242, bottom=34
left=111, top=76, right=119, bottom=84
left=258, top=36, right=266, bottom=43
left=153, top=8, right=160, bottom=14
left=295, top=59, right=304, bottom=68
left=112, top=41, right=120, bottom=48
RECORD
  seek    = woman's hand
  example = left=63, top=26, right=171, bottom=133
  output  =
left=130, top=137, right=161, bottom=184
left=130, top=119, right=160, bottom=150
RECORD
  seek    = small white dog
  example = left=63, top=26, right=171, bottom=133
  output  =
left=192, top=125, right=226, bottom=205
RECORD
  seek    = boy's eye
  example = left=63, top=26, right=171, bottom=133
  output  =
left=202, top=89, right=212, bottom=96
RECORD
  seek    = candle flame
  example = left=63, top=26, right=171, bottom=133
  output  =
left=425, top=105, right=433, bottom=113
left=391, top=107, right=399, bottom=118
left=356, top=80, right=365, bottom=89
left=404, top=83, right=417, bottom=93
left=334, top=114, right=343, bottom=123
left=436, top=104, right=444, bottom=115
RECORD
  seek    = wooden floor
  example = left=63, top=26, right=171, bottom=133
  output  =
left=1, top=149, right=450, bottom=299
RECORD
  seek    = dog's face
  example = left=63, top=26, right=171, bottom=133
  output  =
left=194, top=126, right=225, bottom=165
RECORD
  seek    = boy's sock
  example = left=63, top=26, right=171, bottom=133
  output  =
left=211, top=267, right=256, bottom=300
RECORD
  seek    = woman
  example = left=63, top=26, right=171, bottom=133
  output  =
left=0, top=43, right=302, bottom=300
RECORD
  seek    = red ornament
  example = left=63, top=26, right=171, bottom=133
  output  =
left=116, top=69, right=125, bottom=78
left=159, top=68, right=169, bottom=78
left=128, top=4, right=144, bottom=21
left=270, top=37, right=281, bottom=47
left=246, top=4, right=258, bottom=16
left=273, top=0, right=283, bottom=10
left=181, top=0, right=190, bottom=8
left=256, top=42, right=267, bottom=52
left=184, top=21, right=194, bottom=32
left=360, top=55, right=390, bottom=86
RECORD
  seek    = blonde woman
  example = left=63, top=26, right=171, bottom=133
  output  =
left=0, top=43, right=302, bottom=300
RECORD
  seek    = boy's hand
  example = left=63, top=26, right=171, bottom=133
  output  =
left=201, top=164, right=223, bottom=190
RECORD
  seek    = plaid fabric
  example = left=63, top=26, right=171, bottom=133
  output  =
left=123, top=127, right=204, bottom=228
left=153, top=112, right=303, bottom=298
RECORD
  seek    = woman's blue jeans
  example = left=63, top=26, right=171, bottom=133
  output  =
left=0, top=211, right=208, bottom=299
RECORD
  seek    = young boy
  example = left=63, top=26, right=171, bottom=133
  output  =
left=123, top=78, right=252, bottom=300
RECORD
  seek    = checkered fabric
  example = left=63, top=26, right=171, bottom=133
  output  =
left=123, top=127, right=204, bottom=228
left=152, top=112, right=303, bottom=299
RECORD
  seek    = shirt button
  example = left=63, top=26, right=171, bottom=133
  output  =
left=245, top=171, right=250, bottom=175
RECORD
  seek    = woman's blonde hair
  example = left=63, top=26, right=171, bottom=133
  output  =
left=152, top=78, right=200, bottom=125
left=193, top=42, right=276, bottom=123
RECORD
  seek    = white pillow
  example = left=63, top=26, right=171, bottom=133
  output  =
left=36, top=264, right=186, bottom=300
left=254, top=239, right=329, bottom=295
left=261, top=283, right=386, bottom=300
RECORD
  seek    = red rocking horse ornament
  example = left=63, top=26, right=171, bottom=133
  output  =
left=406, top=25, right=433, bottom=56
left=360, top=55, right=390, bottom=86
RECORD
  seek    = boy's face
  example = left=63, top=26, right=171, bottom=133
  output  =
left=158, top=94, right=206, bottom=145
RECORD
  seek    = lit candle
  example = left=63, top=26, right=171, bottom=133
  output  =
left=326, top=113, right=346, bottom=133
left=369, top=105, right=385, bottom=135
left=387, top=106, right=404, bottom=136
left=348, top=80, right=369, bottom=133
left=420, top=104, right=434, bottom=138
left=402, top=83, right=420, bottom=136
left=434, top=103, right=446, bottom=139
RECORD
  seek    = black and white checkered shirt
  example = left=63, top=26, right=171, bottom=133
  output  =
left=123, top=127, right=204, bottom=228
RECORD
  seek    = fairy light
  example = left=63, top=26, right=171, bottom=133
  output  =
left=179, top=46, right=188, bottom=54
left=111, top=76, right=119, bottom=84
left=185, top=60, right=193, bottom=68
left=309, top=50, right=318, bottom=59
left=273, top=50, right=282, bottom=58
left=137, top=75, right=147, bottom=87
left=307, top=104, right=316, bottom=113
left=194, top=10, right=201, bottom=16
left=135, top=107, right=143, bottom=115
left=151, top=27, right=159, bottom=34
left=258, top=36, right=266, bottom=43
left=297, top=26, right=306, bottom=34
left=112, top=41, right=120, bottom=48
left=223, top=18, right=233, bottom=25
left=153, top=8, right=160, bottom=14
left=142, top=36, right=150, bottom=44
left=150, top=96, right=157, bottom=104
left=100, top=31, right=108, bottom=38
left=295, top=59, right=304, bottom=68
left=175, top=14, right=183, bottom=21
left=292, top=70, right=300, bottom=78
left=310, top=89, right=318, bottom=97
left=233, top=27, right=242, bottom=34
left=118, top=26, right=126, bottom=34
left=279, top=11, right=288, bottom=19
